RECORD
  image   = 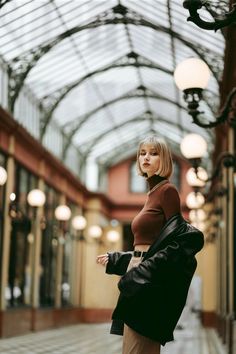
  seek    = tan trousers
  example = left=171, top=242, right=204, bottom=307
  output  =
left=122, top=256, right=161, bottom=354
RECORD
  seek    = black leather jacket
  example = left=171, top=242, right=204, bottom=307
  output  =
left=106, top=213, right=204, bottom=345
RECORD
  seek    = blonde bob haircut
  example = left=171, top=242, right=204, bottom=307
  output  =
left=136, top=136, right=173, bottom=178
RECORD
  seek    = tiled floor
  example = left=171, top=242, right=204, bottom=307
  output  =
left=0, top=314, right=226, bottom=354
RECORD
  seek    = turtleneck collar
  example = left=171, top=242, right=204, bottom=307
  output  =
left=147, top=174, right=166, bottom=191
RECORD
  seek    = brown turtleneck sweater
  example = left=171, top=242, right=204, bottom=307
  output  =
left=131, top=175, right=181, bottom=246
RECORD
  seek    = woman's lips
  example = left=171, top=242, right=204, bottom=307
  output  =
left=143, top=163, right=150, bottom=167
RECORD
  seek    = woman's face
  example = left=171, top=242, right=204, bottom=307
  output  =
left=139, top=144, right=160, bottom=177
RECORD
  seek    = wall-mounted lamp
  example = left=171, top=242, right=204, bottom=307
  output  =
left=189, top=209, right=206, bottom=223
left=71, top=215, right=87, bottom=241
left=27, top=189, right=46, bottom=208
left=186, top=191, right=205, bottom=209
left=181, top=133, right=236, bottom=183
left=106, top=229, right=120, bottom=243
left=180, top=133, right=207, bottom=172
left=186, top=167, right=208, bottom=188
left=174, top=58, right=236, bottom=128
left=183, top=0, right=236, bottom=31
left=55, top=205, right=71, bottom=222
left=88, top=225, right=103, bottom=243
left=0, top=166, right=7, bottom=186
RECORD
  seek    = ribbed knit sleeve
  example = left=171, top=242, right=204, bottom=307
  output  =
left=160, top=184, right=181, bottom=220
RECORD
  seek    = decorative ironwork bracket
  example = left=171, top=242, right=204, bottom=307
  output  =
left=183, top=0, right=236, bottom=31
left=184, top=87, right=236, bottom=128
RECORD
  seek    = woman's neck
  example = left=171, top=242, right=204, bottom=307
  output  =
left=146, top=174, right=166, bottom=191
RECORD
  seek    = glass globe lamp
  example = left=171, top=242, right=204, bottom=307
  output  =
left=186, top=167, right=208, bottom=187
left=88, top=225, right=102, bottom=239
left=186, top=192, right=205, bottom=209
left=0, top=166, right=7, bottom=186
left=180, top=134, right=207, bottom=159
left=174, top=58, right=210, bottom=91
left=72, top=215, right=87, bottom=231
left=55, top=205, right=71, bottom=221
left=189, top=209, right=206, bottom=222
left=27, top=189, right=46, bottom=207
left=106, top=230, right=120, bottom=243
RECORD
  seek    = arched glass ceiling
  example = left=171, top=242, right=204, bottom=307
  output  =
left=0, top=0, right=226, bottom=168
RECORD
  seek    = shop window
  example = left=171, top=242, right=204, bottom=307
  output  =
left=7, top=164, right=37, bottom=308
left=0, top=151, right=7, bottom=301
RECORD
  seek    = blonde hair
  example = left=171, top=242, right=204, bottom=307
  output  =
left=136, top=136, right=173, bottom=178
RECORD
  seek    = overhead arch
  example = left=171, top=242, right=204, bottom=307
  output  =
left=80, top=112, right=205, bottom=159
left=60, top=86, right=187, bottom=156
left=95, top=127, right=182, bottom=167
left=40, top=51, right=173, bottom=135
left=8, top=3, right=222, bottom=112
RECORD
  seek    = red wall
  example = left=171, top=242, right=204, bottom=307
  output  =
left=108, top=158, right=146, bottom=205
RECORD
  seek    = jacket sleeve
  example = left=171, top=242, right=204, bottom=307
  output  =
left=118, top=230, right=204, bottom=297
left=106, top=251, right=133, bottom=276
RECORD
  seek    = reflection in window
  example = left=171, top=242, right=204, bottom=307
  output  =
left=130, top=161, right=147, bottom=193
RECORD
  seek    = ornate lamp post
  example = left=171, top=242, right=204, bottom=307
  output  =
left=27, top=188, right=46, bottom=307
left=54, top=204, right=71, bottom=307
left=71, top=215, right=87, bottom=306
left=72, top=215, right=87, bottom=240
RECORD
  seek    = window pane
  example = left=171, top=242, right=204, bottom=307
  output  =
left=0, top=151, right=7, bottom=301
left=7, top=164, right=37, bottom=307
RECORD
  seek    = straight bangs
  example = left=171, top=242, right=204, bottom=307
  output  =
left=136, top=136, right=173, bottom=178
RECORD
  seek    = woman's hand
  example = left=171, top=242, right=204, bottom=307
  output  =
left=96, top=254, right=109, bottom=266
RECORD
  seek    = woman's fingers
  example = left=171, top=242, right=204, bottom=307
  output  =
left=96, top=254, right=108, bottom=266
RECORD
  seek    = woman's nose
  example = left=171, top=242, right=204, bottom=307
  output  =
left=144, top=154, right=150, bottom=160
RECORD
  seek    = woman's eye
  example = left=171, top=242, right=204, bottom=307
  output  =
left=150, top=152, right=158, bottom=155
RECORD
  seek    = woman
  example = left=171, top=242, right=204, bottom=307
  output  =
left=97, top=136, right=204, bottom=354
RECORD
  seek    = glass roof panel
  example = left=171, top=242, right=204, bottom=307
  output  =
left=126, top=0, right=169, bottom=28
left=0, top=0, right=117, bottom=59
left=73, top=99, right=148, bottom=146
left=131, top=27, right=174, bottom=71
